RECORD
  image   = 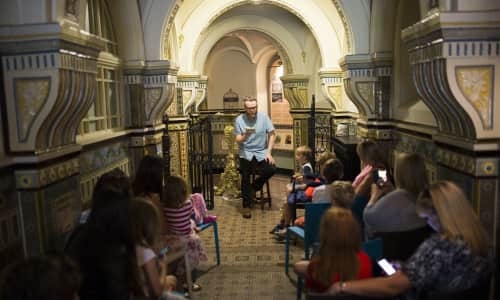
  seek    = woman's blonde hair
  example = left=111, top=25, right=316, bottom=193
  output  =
left=394, top=153, right=428, bottom=197
left=314, top=207, right=361, bottom=286
left=295, top=145, right=313, bottom=163
left=329, top=181, right=355, bottom=208
left=163, top=175, right=190, bottom=208
left=131, top=197, right=161, bottom=248
left=417, top=181, right=489, bottom=256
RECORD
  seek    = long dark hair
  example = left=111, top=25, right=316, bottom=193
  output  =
left=133, top=155, right=164, bottom=196
left=84, top=189, right=142, bottom=297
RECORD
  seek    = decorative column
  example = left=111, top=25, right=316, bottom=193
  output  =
left=402, top=8, right=500, bottom=293
left=0, top=23, right=103, bottom=256
left=340, top=54, right=393, bottom=141
left=319, top=70, right=357, bottom=134
left=162, top=74, right=208, bottom=178
left=281, top=75, right=310, bottom=149
left=124, top=61, right=178, bottom=171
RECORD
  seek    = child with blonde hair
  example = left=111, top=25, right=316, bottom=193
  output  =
left=329, top=181, right=355, bottom=208
left=293, top=207, right=373, bottom=292
left=270, top=146, right=315, bottom=235
left=162, top=175, right=207, bottom=292
left=132, top=198, right=179, bottom=299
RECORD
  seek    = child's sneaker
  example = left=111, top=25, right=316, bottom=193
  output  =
left=269, top=223, right=282, bottom=234
left=275, top=228, right=287, bottom=238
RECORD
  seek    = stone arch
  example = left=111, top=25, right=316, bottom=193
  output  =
left=194, top=16, right=299, bottom=75
left=170, top=0, right=347, bottom=71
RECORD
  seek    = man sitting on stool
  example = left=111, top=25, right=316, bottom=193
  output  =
left=235, top=97, right=276, bottom=218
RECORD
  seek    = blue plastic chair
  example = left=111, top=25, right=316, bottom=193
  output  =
left=197, top=220, right=221, bottom=265
left=285, top=202, right=331, bottom=274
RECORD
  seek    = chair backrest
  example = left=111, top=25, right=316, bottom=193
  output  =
left=306, top=293, right=386, bottom=300
left=422, top=278, right=491, bottom=300
left=362, top=238, right=382, bottom=262
left=372, top=226, right=433, bottom=261
left=304, top=203, right=331, bottom=246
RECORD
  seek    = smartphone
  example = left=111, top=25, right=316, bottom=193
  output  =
left=377, top=170, right=387, bottom=183
left=158, top=246, right=169, bottom=257
left=377, top=258, right=396, bottom=275
left=245, top=127, right=255, bottom=133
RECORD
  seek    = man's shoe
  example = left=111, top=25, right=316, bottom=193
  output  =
left=242, top=208, right=252, bottom=219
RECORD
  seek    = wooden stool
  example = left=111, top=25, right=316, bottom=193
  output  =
left=250, top=164, right=272, bottom=210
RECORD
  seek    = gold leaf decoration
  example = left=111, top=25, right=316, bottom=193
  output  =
left=456, top=66, right=493, bottom=129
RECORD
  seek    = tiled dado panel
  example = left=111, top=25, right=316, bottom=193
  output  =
left=0, top=171, right=23, bottom=267
left=19, top=176, right=80, bottom=256
left=79, top=140, right=130, bottom=207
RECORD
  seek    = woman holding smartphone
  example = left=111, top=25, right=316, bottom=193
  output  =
left=327, top=181, right=493, bottom=298
left=363, top=153, right=428, bottom=238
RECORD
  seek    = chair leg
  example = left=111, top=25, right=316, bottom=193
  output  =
left=304, top=240, right=310, bottom=260
left=184, top=254, right=193, bottom=295
left=212, top=222, right=221, bottom=266
left=266, top=180, right=272, bottom=208
left=297, top=277, right=303, bottom=300
left=285, top=229, right=290, bottom=274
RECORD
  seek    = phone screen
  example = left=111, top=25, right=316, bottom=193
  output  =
left=158, top=246, right=169, bottom=257
left=377, top=258, right=396, bottom=275
left=377, top=170, right=387, bottom=183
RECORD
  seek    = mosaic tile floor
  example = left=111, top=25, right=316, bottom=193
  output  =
left=195, top=175, right=304, bottom=300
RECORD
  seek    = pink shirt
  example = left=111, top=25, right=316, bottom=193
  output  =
left=163, top=201, right=194, bottom=235
left=352, top=164, right=373, bottom=188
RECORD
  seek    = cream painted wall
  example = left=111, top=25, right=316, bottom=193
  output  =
left=340, top=0, right=370, bottom=54
left=0, top=0, right=69, bottom=25
left=206, top=50, right=256, bottom=110
left=108, top=0, right=145, bottom=63
left=391, top=0, right=436, bottom=126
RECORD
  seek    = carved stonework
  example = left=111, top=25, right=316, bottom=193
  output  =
left=124, top=62, right=178, bottom=127
left=355, top=82, right=375, bottom=113
left=455, top=66, right=493, bottom=130
left=2, top=41, right=100, bottom=154
left=176, top=75, right=207, bottom=115
left=144, top=88, right=163, bottom=120
left=281, top=75, right=310, bottom=109
left=340, top=55, right=392, bottom=122
left=14, top=158, right=79, bottom=190
left=319, top=70, right=343, bottom=110
left=13, top=78, right=50, bottom=142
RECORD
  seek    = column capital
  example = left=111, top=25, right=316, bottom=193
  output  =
left=402, top=10, right=500, bottom=144
left=281, top=75, right=310, bottom=109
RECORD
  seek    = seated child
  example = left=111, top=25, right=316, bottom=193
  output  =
left=162, top=176, right=207, bottom=292
left=293, top=207, right=373, bottom=293
left=294, top=179, right=354, bottom=228
left=132, top=198, right=179, bottom=298
left=270, top=146, right=314, bottom=235
left=312, top=158, right=344, bottom=203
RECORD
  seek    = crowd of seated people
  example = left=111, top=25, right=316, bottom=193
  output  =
left=1, top=155, right=208, bottom=300
left=288, top=140, right=494, bottom=299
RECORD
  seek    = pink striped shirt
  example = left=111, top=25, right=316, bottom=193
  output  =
left=163, top=201, right=194, bottom=235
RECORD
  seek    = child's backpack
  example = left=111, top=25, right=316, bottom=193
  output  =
left=191, top=193, right=216, bottom=224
